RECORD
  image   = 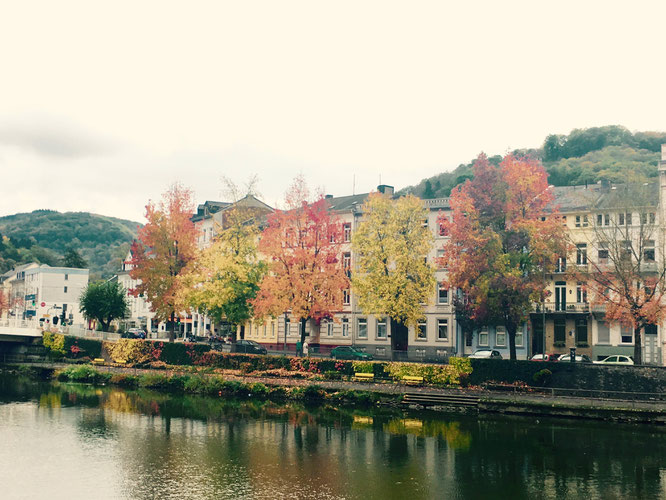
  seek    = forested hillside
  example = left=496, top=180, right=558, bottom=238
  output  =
left=402, top=126, right=666, bottom=199
left=0, top=210, right=140, bottom=279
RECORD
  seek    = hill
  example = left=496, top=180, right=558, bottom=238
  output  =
left=0, top=210, right=140, bottom=279
left=401, top=126, right=666, bottom=199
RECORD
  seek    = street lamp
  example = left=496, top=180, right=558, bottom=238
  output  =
left=283, top=312, right=288, bottom=352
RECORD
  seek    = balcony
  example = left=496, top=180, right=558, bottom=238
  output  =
left=533, top=302, right=590, bottom=314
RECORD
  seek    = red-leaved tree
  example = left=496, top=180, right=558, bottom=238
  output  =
left=130, top=183, right=198, bottom=342
left=440, top=154, right=566, bottom=360
left=252, top=176, right=349, bottom=344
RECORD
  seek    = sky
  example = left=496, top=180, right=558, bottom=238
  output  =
left=1, top=0, right=665, bottom=223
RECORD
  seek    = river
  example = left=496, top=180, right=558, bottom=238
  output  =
left=0, top=374, right=664, bottom=499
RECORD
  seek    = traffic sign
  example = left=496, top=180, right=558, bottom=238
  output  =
left=41, top=302, right=46, bottom=307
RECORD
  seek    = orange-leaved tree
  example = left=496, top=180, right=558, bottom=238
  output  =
left=130, top=183, right=198, bottom=342
left=252, top=176, right=349, bottom=344
left=440, top=154, right=566, bottom=360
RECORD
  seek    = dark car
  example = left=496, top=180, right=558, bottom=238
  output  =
left=127, top=328, right=147, bottom=339
left=330, top=346, right=373, bottom=360
left=233, top=339, right=268, bottom=355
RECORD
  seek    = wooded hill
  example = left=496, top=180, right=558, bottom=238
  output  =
left=400, top=126, right=666, bottom=199
left=0, top=210, right=139, bottom=279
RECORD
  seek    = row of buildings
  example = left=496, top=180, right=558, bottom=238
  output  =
left=120, top=146, right=666, bottom=365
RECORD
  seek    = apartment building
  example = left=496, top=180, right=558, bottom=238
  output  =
left=2, top=264, right=89, bottom=326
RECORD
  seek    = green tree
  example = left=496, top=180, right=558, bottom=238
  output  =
left=62, top=248, right=87, bottom=268
left=423, top=180, right=435, bottom=199
left=79, top=280, right=128, bottom=332
left=352, top=193, right=435, bottom=338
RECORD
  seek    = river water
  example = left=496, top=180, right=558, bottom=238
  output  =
left=0, top=375, right=664, bottom=499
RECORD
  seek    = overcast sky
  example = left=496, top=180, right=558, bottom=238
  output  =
left=1, top=1, right=664, bottom=223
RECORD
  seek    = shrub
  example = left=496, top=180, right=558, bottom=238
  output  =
left=324, top=370, right=342, bottom=380
left=138, top=373, right=171, bottom=389
left=352, top=361, right=373, bottom=374
left=268, top=386, right=287, bottom=400
left=301, top=384, right=325, bottom=401
left=64, top=337, right=103, bottom=359
left=42, top=332, right=66, bottom=356
left=159, top=342, right=211, bottom=365
left=109, top=374, right=138, bottom=387
left=249, top=383, right=269, bottom=398
left=533, top=369, right=553, bottom=386
left=184, top=375, right=208, bottom=393
left=56, top=365, right=111, bottom=384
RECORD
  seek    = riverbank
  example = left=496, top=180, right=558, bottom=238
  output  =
left=3, top=361, right=665, bottom=425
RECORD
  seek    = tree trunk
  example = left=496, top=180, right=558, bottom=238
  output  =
left=238, top=324, right=245, bottom=341
left=300, top=317, right=308, bottom=344
left=634, top=326, right=642, bottom=365
left=100, top=319, right=109, bottom=332
left=169, top=312, right=175, bottom=343
left=507, top=324, right=517, bottom=361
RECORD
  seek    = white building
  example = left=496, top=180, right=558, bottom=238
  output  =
left=4, top=264, right=89, bottom=326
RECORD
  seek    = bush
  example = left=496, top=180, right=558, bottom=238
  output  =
left=56, top=365, right=111, bottom=384
left=301, top=384, right=325, bottom=401
left=249, top=383, right=269, bottom=398
left=268, top=386, right=287, bottom=401
left=42, top=332, right=66, bottom=356
left=533, top=369, right=552, bottom=386
left=159, top=342, right=211, bottom=365
left=138, top=373, right=171, bottom=389
left=324, top=370, right=342, bottom=380
left=64, top=337, right=102, bottom=359
left=184, top=375, right=208, bottom=393
left=109, top=374, right=138, bottom=387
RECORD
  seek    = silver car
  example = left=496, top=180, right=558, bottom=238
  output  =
left=468, top=349, right=502, bottom=359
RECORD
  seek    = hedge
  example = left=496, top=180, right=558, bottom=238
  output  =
left=102, top=339, right=211, bottom=366
left=42, top=333, right=103, bottom=359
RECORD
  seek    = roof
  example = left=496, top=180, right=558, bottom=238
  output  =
left=552, top=181, right=659, bottom=213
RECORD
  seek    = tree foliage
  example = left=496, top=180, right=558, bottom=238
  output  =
left=130, top=184, right=198, bottom=341
left=79, top=280, right=128, bottom=332
left=352, top=192, right=435, bottom=330
left=440, top=154, right=567, bottom=360
left=62, top=248, right=87, bottom=268
left=178, top=181, right=266, bottom=338
left=252, top=176, right=349, bottom=341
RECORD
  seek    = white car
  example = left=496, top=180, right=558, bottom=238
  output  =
left=468, top=350, right=502, bottom=359
left=557, top=354, right=592, bottom=363
left=593, top=355, right=634, bottom=366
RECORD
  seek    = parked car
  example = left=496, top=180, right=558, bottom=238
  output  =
left=330, top=346, right=373, bottom=360
left=233, top=339, right=267, bottom=355
left=468, top=350, right=503, bottom=359
left=530, top=353, right=559, bottom=362
left=557, top=354, right=592, bottom=363
left=127, top=328, right=147, bottom=339
left=593, top=355, right=634, bottom=366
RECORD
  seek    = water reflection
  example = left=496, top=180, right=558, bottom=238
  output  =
left=0, top=375, right=664, bottom=499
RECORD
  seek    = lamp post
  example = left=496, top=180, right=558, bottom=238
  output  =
left=283, top=312, right=288, bottom=352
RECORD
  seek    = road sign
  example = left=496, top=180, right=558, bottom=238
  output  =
left=41, top=302, right=46, bottom=307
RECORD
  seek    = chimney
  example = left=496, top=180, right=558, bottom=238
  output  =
left=377, top=184, right=394, bottom=196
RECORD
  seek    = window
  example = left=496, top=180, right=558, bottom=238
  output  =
left=417, top=321, right=427, bottom=340
left=342, top=318, right=349, bottom=337
left=575, top=215, right=580, bottom=227
left=437, top=319, right=448, bottom=340
left=644, top=240, right=655, bottom=262
left=649, top=212, right=656, bottom=224
left=575, top=318, right=588, bottom=345
left=343, top=223, right=351, bottom=242
left=63, top=286, right=68, bottom=293
left=285, top=318, right=290, bottom=336
left=626, top=213, right=632, bottom=226
left=554, top=318, right=566, bottom=344
left=621, top=325, right=633, bottom=344
left=439, top=222, right=448, bottom=236
left=597, top=322, right=610, bottom=344
left=576, top=244, right=587, bottom=265
left=621, top=241, right=632, bottom=262
left=255, top=324, right=260, bottom=336
left=515, top=328, right=523, bottom=347
left=583, top=215, right=588, bottom=227
left=598, top=242, right=609, bottom=264
left=343, top=252, right=351, bottom=278
left=422, top=218, right=429, bottom=228
left=64, top=274, right=68, bottom=281
left=604, top=214, right=610, bottom=226
left=437, top=283, right=449, bottom=304
left=576, top=282, right=587, bottom=303
left=478, top=327, right=489, bottom=346
left=343, top=289, right=350, bottom=306
left=556, top=257, right=566, bottom=273
left=596, top=214, right=602, bottom=226
left=495, top=326, right=506, bottom=346
left=619, top=213, right=625, bottom=226
left=326, top=321, right=333, bottom=337
left=376, top=347, right=386, bottom=357
left=271, top=322, right=275, bottom=337
left=357, top=318, right=367, bottom=339
left=263, top=324, right=267, bottom=337
left=376, top=318, right=387, bottom=339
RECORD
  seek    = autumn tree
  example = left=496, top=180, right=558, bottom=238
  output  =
left=440, top=154, right=566, bottom=360
left=177, top=179, right=267, bottom=341
left=130, top=184, right=198, bottom=342
left=0, top=289, right=8, bottom=318
left=252, top=176, right=349, bottom=344
left=352, top=192, right=435, bottom=347
left=79, top=280, right=128, bottom=332
left=574, top=184, right=666, bottom=364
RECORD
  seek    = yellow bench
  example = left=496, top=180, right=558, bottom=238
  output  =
left=114, top=359, right=127, bottom=365
left=92, top=358, right=105, bottom=365
left=353, top=372, right=374, bottom=382
left=402, top=376, right=424, bottom=385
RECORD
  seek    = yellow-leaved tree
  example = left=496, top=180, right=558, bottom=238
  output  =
left=352, top=193, right=435, bottom=352
left=177, top=180, right=267, bottom=341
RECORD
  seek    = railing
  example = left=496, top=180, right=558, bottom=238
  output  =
left=533, top=302, right=590, bottom=313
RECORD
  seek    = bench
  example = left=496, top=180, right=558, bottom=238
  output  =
left=92, top=358, right=105, bottom=365
left=402, top=376, right=424, bottom=386
left=114, top=359, right=127, bottom=365
left=353, top=372, right=374, bottom=382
